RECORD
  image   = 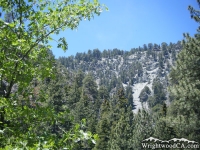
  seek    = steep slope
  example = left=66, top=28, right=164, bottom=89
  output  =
left=132, top=82, right=148, bottom=113
left=58, top=41, right=182, bottom=112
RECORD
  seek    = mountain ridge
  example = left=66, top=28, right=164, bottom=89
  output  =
left=58, top=41, right=182, bottom=112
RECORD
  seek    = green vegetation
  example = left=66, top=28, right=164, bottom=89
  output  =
left=0, top=0, right=199, bottom=149
left=168, top=1, right=200, bottom=142
left=0, top=0, right=106, bottom=149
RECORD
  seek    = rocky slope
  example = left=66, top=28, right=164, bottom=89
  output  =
left=58, top=41, right=182, bottom=112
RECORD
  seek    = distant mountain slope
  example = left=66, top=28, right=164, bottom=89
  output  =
left=58, top=41, right=182, bottom=112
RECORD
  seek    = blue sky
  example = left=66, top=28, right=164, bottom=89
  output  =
left=51, top=0, right=199, bottom=58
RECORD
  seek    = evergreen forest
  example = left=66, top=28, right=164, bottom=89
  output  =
left=0, top=0, right=200, bottom=149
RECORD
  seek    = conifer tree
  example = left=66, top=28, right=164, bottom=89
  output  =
left=153, top=103, right=176, bottom=140
left=108, top=89, right=134, bottom=149
left=161, top=42, right=168, bottom=56
left=148, top=78, right=166, bottom=108
left=68, top=70, right=84, bottom=108
left=46, top=63, right=68, bottom=112
left=45, top=63, right=72, bottom=134
left=169, top=0, right=200, bottom=141
left=94, top=99, right=111, bottom=150
left=125, top=85, right=134, bottom=109
left=73, top=74, right=98, bottom=132
left=131, top=110, right=154, bottom=149
left=98, top=86, right=109, bottom=100
left=109, top=106, right=134, bottom=150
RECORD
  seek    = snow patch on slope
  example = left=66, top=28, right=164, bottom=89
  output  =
left=132, top=82, right=148, bottom=113
left=122, top=83, right=128, bottom=88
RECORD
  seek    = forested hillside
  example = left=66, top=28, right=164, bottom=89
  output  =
left=34, top=41, right=183, bottom=149
left=58, top=41, right=181, bottom=113
left=0, top=0, right=200, bottom=149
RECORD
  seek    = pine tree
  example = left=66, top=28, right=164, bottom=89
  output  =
left=108, top=89, right=134, bottom=149
left=98, top=86, right=109, bottom=100
left=161, top=42, right=168, bottom=56
left=153, top=103, right=176, bottom=140
left=94, top=99, right=111, bottom=150
left=68, top=70, right=84, bottom=108
left=72, top=72, right=100, bottom=150
left=131, top=110, right=154, bottom=149
left=139, top=86, right=151, bottom=103
left=143, top=44, right=148, bottom=51
left=148, top=78, right=166, bottom=108
left=46, top=63, right=69, bottom=112
left=44, top=63, right=73, bottom=134
left=125, top=84, right=134, bottom=109
left=109, top=106, right=134, bottom=150
left=168, top=0, right=200, bottom=142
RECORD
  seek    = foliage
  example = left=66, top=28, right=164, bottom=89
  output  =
left=168, top=0, right=200, bottom=142
left=1, top=0, right=197, bottom=148
left=0, top=0, right=106, bottom=148
left=125, top=84, right=134, bottom=109
left=107, top=89, right=134, bottom=149
left=131, top=110, right=154, bottom=149
left=139, top=86, right=151, bottom=102
left=153, top=103, right=177, bottom=140
left=94, top=99, right=111, bottom=150
left=148, top=78, right=166, bottom=108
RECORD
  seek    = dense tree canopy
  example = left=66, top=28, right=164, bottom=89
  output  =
left=168, top=0, right=200, bottom=142
left=1, top=0, right=199, bottom=149
left=0, top=0, right=106, bottom=149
